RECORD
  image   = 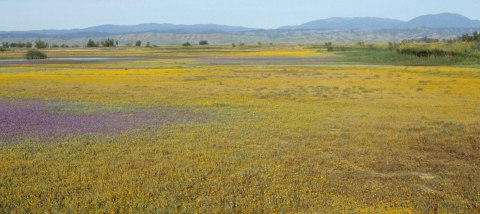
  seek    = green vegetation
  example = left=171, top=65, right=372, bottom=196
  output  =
left=333, top=41, right=479, bottom=65
left=461, top=31, right=480, bottom=42
left=182, top=42, right=192, bottom=47
left=35, top=40, right=48, bottom=49
left=135, top=40, right=142, bottom=47
left=325, top=42, right=333, bottom=51
left=24, top=49, right=47, bottom=59
left=86, top=39, right=99, bottom=47
left=101, top=38, right=115, bottom=47
left=199, top=40, right=208, bottom=45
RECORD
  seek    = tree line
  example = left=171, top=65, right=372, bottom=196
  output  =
left=2, top=39, right=153, bottom=49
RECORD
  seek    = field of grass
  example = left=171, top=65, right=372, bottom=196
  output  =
left=1, top=45, right=479, bottom=213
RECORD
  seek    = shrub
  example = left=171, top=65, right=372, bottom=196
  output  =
left=26, top=42, right=33, bottom=48
left=146, top=42, right=151, bottom=47
left=182, top=42, right=192, bottom=47
left=135, top=40, right=141, bottom=47
left=24, top=49, right=47, bottom=59
left=199, top=40, right=208, bottom=45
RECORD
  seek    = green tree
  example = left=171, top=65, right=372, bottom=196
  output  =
left=26, top=42, right=33, bottom=48
left=182, top=42, right=192, bottom=46
left=135, top=40, right=142, bottom=46
left=103, top=38, right=115, bottom=47
left=2, top=42, right=10, bottom=48
left=146, top=42, right=151, bottom=47
left=231, top=43, right=236, bottom=47
left=86, top=39, right=98, bottom=47
left=35, top=40, right=48, bottom=49
left=199, top=40, right=208, bottom=45
left=325, top=42, right=333, bottom=52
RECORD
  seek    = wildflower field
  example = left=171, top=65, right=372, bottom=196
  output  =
left=0, top=45, right=479, bottom=213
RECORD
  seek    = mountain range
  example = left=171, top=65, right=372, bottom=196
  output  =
left=1, top=13, right=479, bottom=36
left=1, top=13, right=479, bottom=45
left=279, top=13, right=480, bottom=30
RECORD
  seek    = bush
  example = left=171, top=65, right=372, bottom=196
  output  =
left=135, top=40, right=141, bottom=47
left=199, top=40, right=208, bottom=45
left=24, top=49, right=47, bottom=59
left=26, top=42, right=33, bottom=48
left=182, top=42, right=192, bottom=47
left=146, top=42, right=151, bottom=47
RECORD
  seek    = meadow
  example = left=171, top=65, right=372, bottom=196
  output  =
left=0, top=44, right=479, bottom=213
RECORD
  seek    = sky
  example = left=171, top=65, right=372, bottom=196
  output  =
left=1, top=0, right=479, bottom=31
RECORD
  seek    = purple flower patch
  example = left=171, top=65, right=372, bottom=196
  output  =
left=0, top=100, right=208, bottom=143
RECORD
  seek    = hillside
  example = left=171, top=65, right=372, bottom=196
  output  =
left=1, top=27, right=479, bottom=46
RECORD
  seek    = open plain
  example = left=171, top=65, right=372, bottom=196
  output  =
left=0, top=45, right=479, bottom=213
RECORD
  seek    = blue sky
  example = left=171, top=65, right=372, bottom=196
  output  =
left=2, top=0, right=479, bottom=31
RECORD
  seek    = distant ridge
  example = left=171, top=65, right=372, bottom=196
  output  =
left=0, top=23, right=255, bottom=35
left=403, top=13, right=480, bottom=28
left=279, top=17, right=403, bottom=30
left=279, top=13, right=480, bottom=30
left=1, top=13, right=480, bottom=45
left=1, top=13, right=479, bottom=36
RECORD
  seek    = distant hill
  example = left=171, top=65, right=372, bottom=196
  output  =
left=1, top=13, right=479, bottom=36
left=1, top=13, right=480, bottom=45
left=279, top=17, right=404, bottom=30
left=403, top=13, right=480, bottom=28
left=279, top=13, right=480, bottom=30
left=0, top=23, right=255, bottom=36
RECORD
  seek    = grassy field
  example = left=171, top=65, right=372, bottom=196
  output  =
left=1, top=45, right=479, bottom=213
